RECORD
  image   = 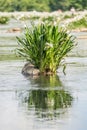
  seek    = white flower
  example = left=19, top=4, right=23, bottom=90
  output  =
left=45, top=42, right=53, bottom=49
left=53, top=21, right=57, bottom=26
left=24, top=24, right=27, bottom=28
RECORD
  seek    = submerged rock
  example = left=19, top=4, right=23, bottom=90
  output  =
left=22, top=63, right=40, bottom=76
left=22, top=63, right=56, bottom=76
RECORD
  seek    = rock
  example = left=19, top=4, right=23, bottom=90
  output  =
left=12, top=28, right=21, bottom=32
left=22, top=63, right=40, bottom=76
left=8, top=28, right=21, bottom=33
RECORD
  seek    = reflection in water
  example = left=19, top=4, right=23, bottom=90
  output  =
left=28, top=74, right=63, bottom=88
left=17, top=75, right=73, bottom=119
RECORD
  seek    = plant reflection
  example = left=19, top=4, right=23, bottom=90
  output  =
left=28, top=74, right=63, bottom=88
left=18, top=75, right=73, bottom=119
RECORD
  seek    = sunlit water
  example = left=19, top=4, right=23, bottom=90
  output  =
left=0, top=19, right=87, bottom=130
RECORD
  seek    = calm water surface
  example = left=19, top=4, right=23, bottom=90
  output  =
left=0, top=19, right=87, bottom=130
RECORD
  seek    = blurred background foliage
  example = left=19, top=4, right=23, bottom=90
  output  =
left=0, top=0, right=87, bottom=12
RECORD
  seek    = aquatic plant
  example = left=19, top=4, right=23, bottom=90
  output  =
left=62, top=14, right=76, bottom=20
left=67, top=17, right=87, bottom=30
left=41, top=16, right=56, bottom=22
left=0, top=16, right=9, bottom=24
left=17, top=22, right=75, bottom=74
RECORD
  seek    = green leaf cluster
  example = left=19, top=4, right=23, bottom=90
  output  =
left=17, top=22, right=75, bottom=74
left=0, top=16, right=9, bottom=24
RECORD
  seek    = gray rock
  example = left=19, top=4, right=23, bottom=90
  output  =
left=22, top=63, right=40, bottom=76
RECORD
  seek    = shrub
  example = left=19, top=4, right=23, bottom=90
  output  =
left=17, top=22, right=75, bottom=74
left=0, top=16, right=9, bottom=24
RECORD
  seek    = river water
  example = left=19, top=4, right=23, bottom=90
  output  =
left=0, top=19, right=87, bottom=130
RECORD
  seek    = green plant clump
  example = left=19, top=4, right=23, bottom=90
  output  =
left=0, top=16, right=9, bottom=24
left=67, top=17, right=87, bottom=30
left=17, top=23, right=75, bottom=74
left=42, top=16, right=55, bottom=22
left=63, top=14, right=75, bottom=20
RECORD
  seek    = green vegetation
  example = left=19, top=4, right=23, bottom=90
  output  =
left=62, top=14, right=76, bottom=20
left=0, top=0, right=50, bottom=12
left=17, top=22, right=75, bottom=74
left=0, top=0, right=87, bottom=12
left=20, top=16, right=40, bottom=21
left=0, top=16, right=9, bottom=24
left=67, top=17, right=87, bottom=30
left=41, top=16, right=58, bottom=23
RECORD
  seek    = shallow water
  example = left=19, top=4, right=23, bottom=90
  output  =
left=0, top=19, right=87, bottom=130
